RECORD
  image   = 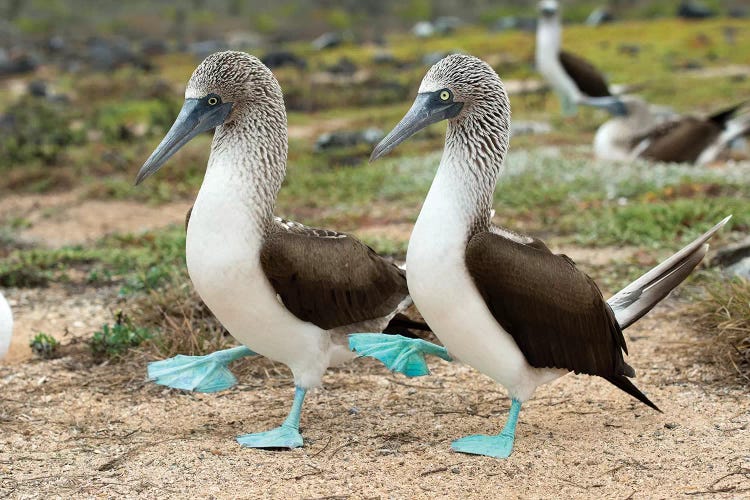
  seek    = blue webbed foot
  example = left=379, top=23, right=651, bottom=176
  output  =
left=147, top=346, right=256, bottom=393
left=451, top=398, right=522, bottom=459
left=348, top=333, right=452, bottom=377
left=451, top=433, right=515, bottom=459
left=236, top=424, right=303, bottom=449
left=238, top=386, right=307, bottom=450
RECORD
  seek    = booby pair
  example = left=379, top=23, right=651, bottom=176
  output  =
left=136, top=51, right=447, bottom=449
left=594, top=97, right=750, bottom=164
left=352, top=54, right=729, bottom=459
left=536, top=0, right=625, bottom=116
left=0, top=291, right=12, bottom=360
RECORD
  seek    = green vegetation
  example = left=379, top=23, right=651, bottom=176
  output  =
left=29, top=332, right=59, bottom=359
left=91, top=311, right=152, bottom=360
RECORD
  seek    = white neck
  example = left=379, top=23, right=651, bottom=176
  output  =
left=408, top=117, right=506, bottom=262
left=536, top=16, right=561, bottom=60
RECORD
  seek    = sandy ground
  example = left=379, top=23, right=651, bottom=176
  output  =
left=1, top=298, right=749, bottom=498
left=0, top=191, right=192, bottom=248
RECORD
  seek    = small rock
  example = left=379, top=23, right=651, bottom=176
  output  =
left=348, top=407, right=360, bottom=415
left=665, top=422, right=679, bottom=430
left=450, top=467, right=460, bottom=474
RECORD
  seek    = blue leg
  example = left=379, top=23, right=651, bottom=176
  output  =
left=560, top=92, right=578, bottom=116
left=237, top=386, right=305, bottom=449
left=147, top=345, right=256, bottom=393
left=451, top=398, right=522, bottom=459
left=348, top=333, right=452, bottom=377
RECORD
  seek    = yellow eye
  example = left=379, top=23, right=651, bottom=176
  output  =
left=207, top=96, right=219, bottom=105
left=440, top=90, right=451, bottom=101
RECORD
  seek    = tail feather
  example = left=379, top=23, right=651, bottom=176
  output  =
left=697, top=113, right=750, bottom=165
left=708, top=101, right=746, bottom=127
left=604, top=374, right=662, bottom=412
left=383, top=313, right=432, bottom=337
left=608, top=216, right=731, bottom=329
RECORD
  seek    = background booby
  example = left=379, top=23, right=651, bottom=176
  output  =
left=595, top=97, right=749, bottom=164
left=536, top=0, right=621, bottom=115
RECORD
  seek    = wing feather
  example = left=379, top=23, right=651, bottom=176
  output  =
left=465, top=231, right=631, bottom=377
left=260, top=224, right=408, bottom=330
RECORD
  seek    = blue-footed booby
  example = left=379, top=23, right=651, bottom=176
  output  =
left=0, top=291, right=12, bottom=360
left=536, top=0, right=624, bottom=116
left=135, top=51, right=448, bottom=449
left=595, top=97, right=750, bottom=164
left=356, top=54, right=730, bottom=459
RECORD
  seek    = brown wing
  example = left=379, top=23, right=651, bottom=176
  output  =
left=465, top=231, right=631, bottom=377
left=559, top=50, right=611, bottom=97
left=638, top=117, right=721, bottom=163
left=260, top=224, right=408, bottom=330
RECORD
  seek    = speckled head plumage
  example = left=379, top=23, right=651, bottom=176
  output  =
left=135, top=51, right=287, bottom=187
left=419, top=54, right=510, bottom=128
left=186, top=51, right=284, bottom=124
left=371, top=54, right=511, bottom=165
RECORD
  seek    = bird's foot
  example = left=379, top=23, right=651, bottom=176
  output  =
left=236, top=424, right=303, bottom=449
left=147, top=346, right=256, bottom=393
left=451, top=432, right=515, bottom=459
left=348, top=333, right=452, bottom=377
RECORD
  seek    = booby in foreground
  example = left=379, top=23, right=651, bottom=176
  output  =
left=595, top=98, right=750, bottom=164
left=135, top=51, right=447, bottom=449
left=0, top=291, right=12, bottom=360
left=536, top=0, right=623, bottom=116
left=354, top=54, right=729, bottom=459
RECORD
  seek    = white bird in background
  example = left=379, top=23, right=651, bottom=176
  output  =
left=0, top=291, right=13, bottom=360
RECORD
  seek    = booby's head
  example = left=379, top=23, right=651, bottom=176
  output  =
left=371, top=54, right=510, bottom=161
left=135, top=51, right=282, bottom=185
left=538, top=0, right=559, bottom=19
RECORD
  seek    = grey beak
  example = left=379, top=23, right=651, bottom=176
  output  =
left=580, top=96, right=628, bottom=117
left=135, top=98, right=233, bottom=185
left=370, top=93, right=463, bottom=162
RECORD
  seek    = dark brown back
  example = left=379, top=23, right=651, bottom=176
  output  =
left=260, top=225, right=408, bottom=330
left=559, top=50, right=611, bottom=97
left=639, top=117, right=720, bottom=163
left=465, top=231, right=631, bottom=377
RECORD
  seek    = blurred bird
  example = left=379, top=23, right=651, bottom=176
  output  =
left=536, top=0, right=624, bottom=116
left=0, top=291, right=12, bottom=360
left=135, top=51, right=447, bottom=449
left=355, top=54, right=729, bottom=459
left=594, top=97, right=750, bottom=164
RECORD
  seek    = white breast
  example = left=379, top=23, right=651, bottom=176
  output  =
left=594, top=119, right=635, bottom=161
left=406, top=161, right=562, bottom=401
left=0, top=291, right=13, bottom=360
left=186, top=159, right=337, bottom=388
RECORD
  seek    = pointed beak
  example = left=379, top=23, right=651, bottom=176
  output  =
left=580, top=96, right=628, bottom=117
left=135, top=98, right=233, bottom=185
left=370, top=93, right=463, bottom=162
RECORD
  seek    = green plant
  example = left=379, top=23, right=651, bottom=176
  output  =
left=90, top=311, right=152, bottom=360
left=29, top=332, right=59, bottom=359
left=0, top=97, right=83, bottom=166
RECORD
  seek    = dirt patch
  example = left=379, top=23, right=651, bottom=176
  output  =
left=0, top=192, right=192, bottom=248
left=288, top=117, right=353, bottom=141
left=1, top=299, right=748, bottom=499
left=2, top=285, right=117, bottom=364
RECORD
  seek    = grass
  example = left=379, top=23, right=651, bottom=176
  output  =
left=695, top=277, right=750, bottom=384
